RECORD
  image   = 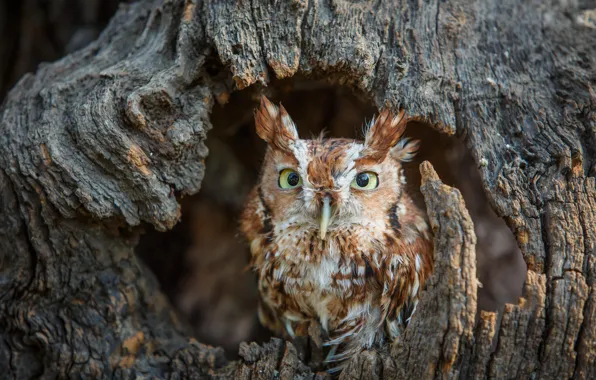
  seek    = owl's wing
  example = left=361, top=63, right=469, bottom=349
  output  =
left=240, top=187, right=306, bottom=339
left=379, top=233, right=433, bottom=340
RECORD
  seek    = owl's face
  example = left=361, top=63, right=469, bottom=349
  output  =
left=255, top=96, right=420, bottom=240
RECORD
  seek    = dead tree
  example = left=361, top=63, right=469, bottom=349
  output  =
left=0, top=0, right=594, bottom=378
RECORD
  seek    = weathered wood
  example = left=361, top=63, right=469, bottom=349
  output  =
left=388, top=162, right=478, bottom=379
left=0, top=0, right=594, bottom=378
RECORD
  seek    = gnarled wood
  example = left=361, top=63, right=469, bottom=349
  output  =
left=0, top=0, right=594, bottom=378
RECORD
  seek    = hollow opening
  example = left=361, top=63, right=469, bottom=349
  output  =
left=135, top=77, right=527, bottom=359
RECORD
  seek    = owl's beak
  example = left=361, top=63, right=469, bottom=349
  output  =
left=319, top=196, right=335, bottom=240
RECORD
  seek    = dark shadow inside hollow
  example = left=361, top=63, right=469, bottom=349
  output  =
left=135, top=77, right=527, bottom=358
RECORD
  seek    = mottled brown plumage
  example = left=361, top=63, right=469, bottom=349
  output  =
left=240, top=96, right=433, bottom=370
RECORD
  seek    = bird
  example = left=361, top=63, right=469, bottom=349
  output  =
left=240, top=96, right=434, bottom=370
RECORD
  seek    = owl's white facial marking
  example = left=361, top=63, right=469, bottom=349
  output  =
left=334, top=143, right=363, bottom=189
left=288, top=139, right=311, bottom=185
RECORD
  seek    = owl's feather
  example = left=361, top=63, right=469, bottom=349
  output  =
left=359, top=108, right=407, bottom=164
left=392, top=137, right=421, bottom=162
left=254, top=96, right=298, bottom=152
left=240, top=97, right=434, bottom=372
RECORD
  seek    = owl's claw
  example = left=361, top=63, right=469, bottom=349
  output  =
left=284, top=320, right=296, bottom=339
left=324, top=344, right=339, bottom=362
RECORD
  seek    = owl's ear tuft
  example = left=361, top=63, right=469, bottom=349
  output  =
left=360, top=109, right=407, bottom=163
left=255, top=96, right=298, bottom=152
left=254, top=96, right=280, bottom=143
left=391, top=137, right=420, bottom=162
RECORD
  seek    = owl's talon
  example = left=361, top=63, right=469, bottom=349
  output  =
left=284, top=321, right=296, bottom=339
left=324, top=344, right=339, bottom=361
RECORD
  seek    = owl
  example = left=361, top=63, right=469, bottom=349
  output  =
left=240, top=96, right=433, bottom=370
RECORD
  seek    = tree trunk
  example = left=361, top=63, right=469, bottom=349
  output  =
left=0, top=0, right=594, bottom=378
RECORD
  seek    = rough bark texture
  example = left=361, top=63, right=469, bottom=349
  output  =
left=0, top=0, right=594, bottom=379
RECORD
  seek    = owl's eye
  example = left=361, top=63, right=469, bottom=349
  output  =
left=278, top=169, right=302, bottom=189
left=351, top=172, right=378, bottom=190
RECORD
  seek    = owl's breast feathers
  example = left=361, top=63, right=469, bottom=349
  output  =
left=240, top=185, right=434, bottom=359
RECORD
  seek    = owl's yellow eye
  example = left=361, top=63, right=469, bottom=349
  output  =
left=279, top=169, right=302, bottom=189
left=351, top=172, right=378, bottom=190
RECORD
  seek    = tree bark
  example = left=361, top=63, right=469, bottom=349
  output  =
left=0, top=0, right=594, bottom=379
